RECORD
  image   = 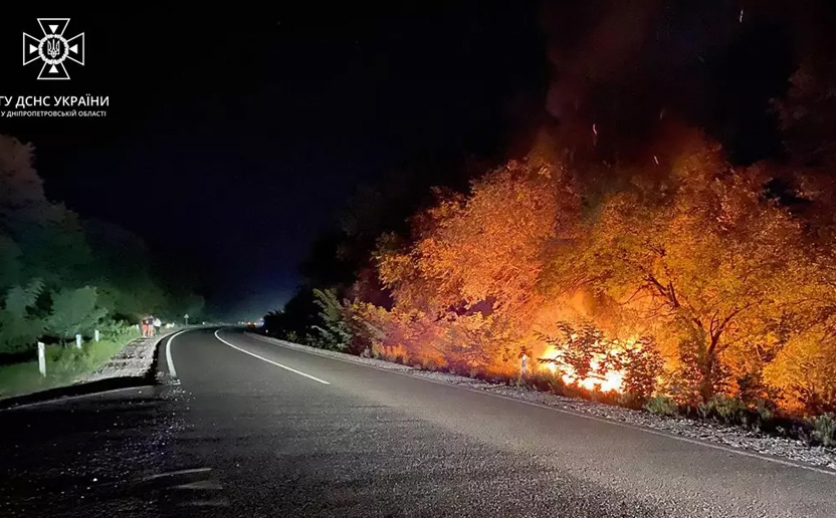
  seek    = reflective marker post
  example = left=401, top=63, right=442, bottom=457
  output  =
left=37, top=342, right=46, bottom=377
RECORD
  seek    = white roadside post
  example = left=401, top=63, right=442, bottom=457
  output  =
left=75, top=334, right=82, bottom=349
left=94, top=329, right=100, bottom=342
left=37, top=342, right=46, bottom=377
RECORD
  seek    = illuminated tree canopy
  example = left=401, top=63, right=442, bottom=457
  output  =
left=267, top=60, right=836, bottom=418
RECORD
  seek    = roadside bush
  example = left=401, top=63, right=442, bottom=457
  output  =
left=620, top=336, right=664, bottom=405
left=44, top=287, right=108, bottom=342
left=750, top=399, right=775, bottom=431
left=309, top=288, right=352, bottom=351
left=420, top=355, right=444, bottom=371
left=0, top=279, right=46, bottom=355
left=0, top=334, right=137, bottom=398
left=95, top=318, right=134, bottom=338
left=618, top=392, right=644, bottom=410
left=644, top=395, right=679, bottom=416
left=539, top=322, right=664, bottom=405
left=812, top=413, right=836, bottom=447
left=755, top=399, right=773, bottom=422
left=696, top=401, right=711, bottom=420
left=700, top=395, right=748, bottom=425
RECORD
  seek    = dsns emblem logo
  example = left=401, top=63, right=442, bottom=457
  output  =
left=23, top=18, right=85, bottom=80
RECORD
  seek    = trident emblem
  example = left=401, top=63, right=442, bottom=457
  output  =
left=46, top=39, right=61, bottom=58
left=22, top=18, right=85, bottom=80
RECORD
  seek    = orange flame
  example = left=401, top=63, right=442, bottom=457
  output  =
left=538, top=337, right=639, bottom=393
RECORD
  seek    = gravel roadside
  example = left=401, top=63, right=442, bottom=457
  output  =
left=82, top=327, right=186, bottom=383
left=246, top=332, right=836, bottom=472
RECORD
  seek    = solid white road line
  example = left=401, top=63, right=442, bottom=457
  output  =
left=214, top=329, right=330, bottom=385
left=166, top=329, right=189, bottom=379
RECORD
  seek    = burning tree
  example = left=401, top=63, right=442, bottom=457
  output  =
left=562, top=136, right=812, bottom=403
left=319, top=121, right=836, bottom=417
left=373, top=153, right=582, bottom=372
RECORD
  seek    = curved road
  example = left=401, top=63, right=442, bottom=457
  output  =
left=3, top=327, right=834, bottom=517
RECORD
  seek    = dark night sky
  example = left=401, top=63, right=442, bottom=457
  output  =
left=0, top=3, right=826, bottom=320
left=0, top=6, right=545, bottom=320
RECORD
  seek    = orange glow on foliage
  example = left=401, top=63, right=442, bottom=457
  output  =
left=352, top=130, right=836, bottom=414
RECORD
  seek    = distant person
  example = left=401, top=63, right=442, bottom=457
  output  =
left=141, top=316, right=151, bottom=337
left=154, top=317, right=162, bottom=335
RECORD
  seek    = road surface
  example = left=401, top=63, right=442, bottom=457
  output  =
left=2, top=327, right=834, bottom=517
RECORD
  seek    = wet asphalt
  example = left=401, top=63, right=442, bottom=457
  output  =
left=2, top=327, right=835, bottom=517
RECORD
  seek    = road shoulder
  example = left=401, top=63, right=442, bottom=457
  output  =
left=0, top=328, right=188, bottom=411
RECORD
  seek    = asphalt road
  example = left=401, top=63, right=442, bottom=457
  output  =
left=3, top=327, right=835, bottom=517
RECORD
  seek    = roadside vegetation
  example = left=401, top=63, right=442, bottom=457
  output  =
left=261, top=59, right=836, bottom=449
left=0, top=134, right=204, bottom=397
left=0, top=326, right=139, bottom=398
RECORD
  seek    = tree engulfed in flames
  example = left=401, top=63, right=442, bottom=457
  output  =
left=355, top=125, right=836, bottom=414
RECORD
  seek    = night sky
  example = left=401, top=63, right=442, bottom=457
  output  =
left=0, top=3, right=828, bottom=320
